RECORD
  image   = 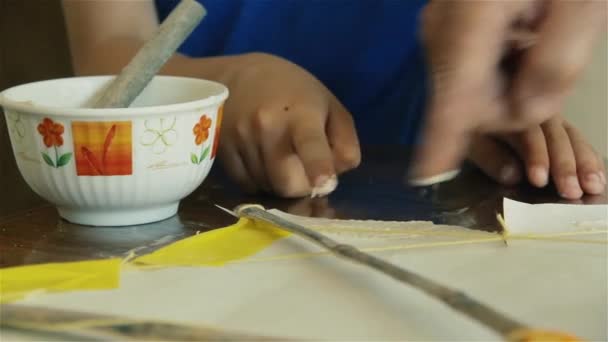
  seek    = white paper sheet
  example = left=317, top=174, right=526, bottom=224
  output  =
left=504, top=197, right=608, bottom=234
left=6, top=198, right=607, bottom=341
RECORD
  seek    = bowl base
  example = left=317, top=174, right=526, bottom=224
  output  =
left=58, top=203, right=179, bottom=227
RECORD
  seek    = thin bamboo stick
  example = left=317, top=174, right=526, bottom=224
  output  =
left=234, top=204, right=580, bottom=342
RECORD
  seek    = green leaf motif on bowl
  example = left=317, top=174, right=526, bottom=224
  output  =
left=57, top=153, right=73, bottom=167
left=41, top=152, right=55, bottom=167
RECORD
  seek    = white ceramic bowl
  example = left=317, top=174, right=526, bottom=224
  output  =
left=0, top=76, right=228, bottom=226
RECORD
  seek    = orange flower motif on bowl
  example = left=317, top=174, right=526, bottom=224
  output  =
left=37, top=118, right=72, bottom=168
left=38, top=118, right=64, bottom=148
left=191, top=114, right=212, bottom=165
left=193, top=115, right=212, bottom=146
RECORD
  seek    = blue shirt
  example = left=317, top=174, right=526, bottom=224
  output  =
left=156, top=0, right=428, bottom=145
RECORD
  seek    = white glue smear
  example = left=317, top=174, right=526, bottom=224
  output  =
left=311, top=175, right=338, bottom=198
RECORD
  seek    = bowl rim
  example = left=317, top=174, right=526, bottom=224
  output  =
left=0, top=75, right=229, bottom=118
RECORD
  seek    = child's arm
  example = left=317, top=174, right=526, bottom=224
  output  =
left=63, top=0, right=233, bottom=83
left=62, top=0, right=361, bottom=198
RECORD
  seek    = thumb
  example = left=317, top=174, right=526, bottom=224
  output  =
left=412, top=2, right=521, bottom=182
left=409, top=110, right=471, bottom=184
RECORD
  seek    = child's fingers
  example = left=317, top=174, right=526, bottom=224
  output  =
left=542, top=118, right=583, bottom=199
left=260, top=127, right=310, bottom=198
left=468, top=135, right=522, bottom=185
left=564, top=123, right=606, bottom=195
left=238, top=143, right=270, bottom=193
left=291, top=111, right=336, bottom=189
left=234, top=121, right=271, bottom=192
left=327, top=98, right=361, bottom=173
left=501, top=127, right=550, bottom=188
left=261, top=144, right=311, bottom=198
left=219, top=143, right=258, bottom=194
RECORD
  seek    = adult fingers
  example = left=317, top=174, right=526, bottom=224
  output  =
left=468, top=135, right=522, bottom=186
left=564, top=123, right=606, bottom=195
left=415, top=2, right=519, bottom=180
left=542, top=118, right=582, bottom=199
left=501, top=126, right=550, bottom=188
left=511, top=1, right=606, bottom=125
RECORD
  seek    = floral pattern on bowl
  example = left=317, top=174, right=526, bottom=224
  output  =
left=37, top=118, right=72, bottom=168
left=191, top=114, right=212, bottom=165
left=0, top=76, right=228, bottom=226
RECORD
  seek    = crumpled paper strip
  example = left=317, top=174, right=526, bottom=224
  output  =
left=0, top=258, right=121, bottom=304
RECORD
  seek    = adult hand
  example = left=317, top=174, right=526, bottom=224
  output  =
left=413, top=0, right=606, bottom=181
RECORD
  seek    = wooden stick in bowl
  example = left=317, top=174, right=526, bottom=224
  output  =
left=93, top=0, right=206, bottom=108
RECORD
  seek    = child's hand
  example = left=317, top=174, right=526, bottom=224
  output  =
left=217, top=53, right=361, bottom=197
left=468, top=115, right=606, bottom=199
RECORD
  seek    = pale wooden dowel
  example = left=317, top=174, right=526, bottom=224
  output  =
left=93, top=0, right=206, bottom=108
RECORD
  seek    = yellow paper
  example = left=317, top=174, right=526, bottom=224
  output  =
left=0, top=219, right=286, bottom=303
left=133, top=218, right=289, bottom=267
left=0, top=258, right=121, bottom=303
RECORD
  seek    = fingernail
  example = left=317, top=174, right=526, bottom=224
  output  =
left=560, top=175, right=583, bottom=199
left=408, top=169, right=460, bottom=187
left=500, top=165, right=520, bottom=184
left=584, top=173, right=604, bottom=194
left=529, top=166, right=548, bottom=187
